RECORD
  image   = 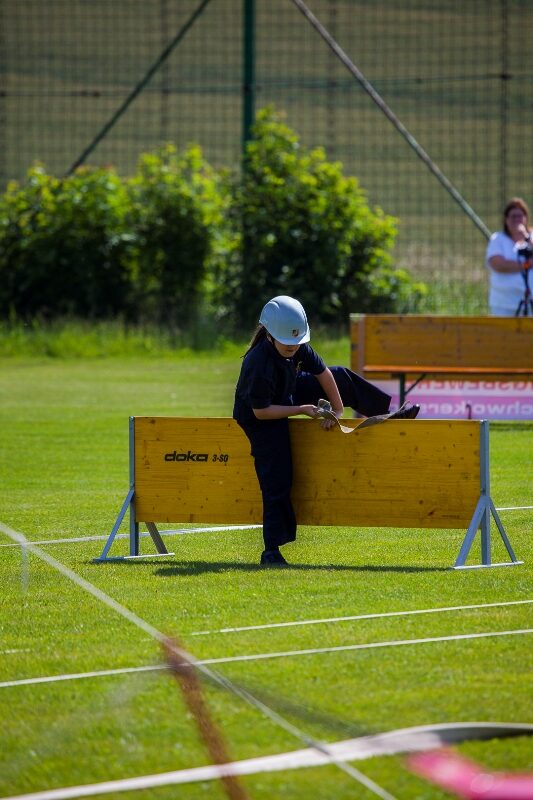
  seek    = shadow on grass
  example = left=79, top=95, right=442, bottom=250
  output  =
left=153, top=561, right=449, bottom=576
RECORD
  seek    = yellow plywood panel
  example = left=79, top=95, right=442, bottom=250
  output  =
left=134, top=417, right=480, bottom=529
left=290, top=419, right=479, bottom=527
left=134, top=417, right=262, bottom=524
left=350, top=314, right=533, bottom=372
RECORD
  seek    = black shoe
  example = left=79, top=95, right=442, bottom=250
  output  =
left=260, top=549, right=288, bottom=566
left=388, top=402, right=421, bottom=420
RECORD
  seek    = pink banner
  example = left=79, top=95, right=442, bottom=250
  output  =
left=374, top=380, right=533, bottom=421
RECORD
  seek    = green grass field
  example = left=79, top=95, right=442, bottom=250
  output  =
left=0, top=345, right=532, bottom=800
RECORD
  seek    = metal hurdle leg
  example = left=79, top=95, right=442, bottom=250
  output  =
left=123, top=521, right=174, bottom=560
left=95, top=417, right=174, bottom=562
left=453, top=420, right=523, bottom=569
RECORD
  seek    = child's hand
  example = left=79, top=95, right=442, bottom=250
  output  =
left=300, top=404, right=321, bottom=419
left=300, top=404, right=340, bottom=429
left=316, top=398, right=343, bottom=430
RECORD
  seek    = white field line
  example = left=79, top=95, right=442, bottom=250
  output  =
left=496, top=505, right=533, bottom=510
left=189, top=599, right=533, bottom=636
left=200, top=628, right=533, bottom=666
left=0, top=649, right=31, bottom=655
left=1, top=628, right=531, bottom=690
left=0, top=665, right=167, bottom=688
left=0, top=525, right=261, bottom=548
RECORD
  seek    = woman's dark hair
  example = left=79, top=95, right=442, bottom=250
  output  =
left=503, top=197, right=530, bottom=237
left=243, top=324, right=268, bottom=357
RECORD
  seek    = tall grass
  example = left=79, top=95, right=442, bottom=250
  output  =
left=0, top=318, right=354, bottom=361
left=0, top=317, right=241, bottom=359
left=0, top=280, right=492, bottom=364
left=418, top=278, right=488, bottom=315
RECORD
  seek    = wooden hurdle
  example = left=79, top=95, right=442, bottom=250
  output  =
left=350, top=314, right=533, bottom=405
left=96, top=416, right=522, bottom=569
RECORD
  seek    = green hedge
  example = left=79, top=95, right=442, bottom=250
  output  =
left=215, top=108, right=426, bottom=329
left=0, top=166, right=135, bottom=319
left=126, top=144, right=232, bottom=325
left=0, top=107, right=426, bottom=329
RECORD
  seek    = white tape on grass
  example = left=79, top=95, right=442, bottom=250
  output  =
left=0, top=737, right=404, bottom=800
left=0, top=525, right=261, bottom=548
left=0, top=649, right=31, bottom=656
left=190, top=598, right=533, bottom=636
left=495, top=505, right=533, bottom=510
left=1, top=723, right=532, bottom=800
left=202, top=628, right=533, bottom=666
left=2, top=627, right=531, bottom=690
left=0, top=665, right=167, bottom=688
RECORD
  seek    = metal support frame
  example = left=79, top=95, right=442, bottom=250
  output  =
left=453, top=420, right=522, bottom=569
left=94, top=417, right=174, bottom=563
left=397, top=372, right=427, bottom=406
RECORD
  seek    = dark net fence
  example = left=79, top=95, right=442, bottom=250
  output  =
left=1, top=0, right=532, bottom=311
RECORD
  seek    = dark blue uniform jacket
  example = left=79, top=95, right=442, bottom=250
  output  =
left=233, top=338, right=325, bottom=427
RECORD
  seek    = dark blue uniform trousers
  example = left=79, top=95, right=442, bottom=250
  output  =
left=242, top=367, right=391, bottom=550
left=293, top=366, right=390, bottom=417
left=243, top=417, right=296, bottom=550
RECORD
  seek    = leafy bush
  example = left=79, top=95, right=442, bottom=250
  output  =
left=0, top=146, right=231, bottom=326
left=0, top=165, right=135, bottom=319
left=0, top=111, right=425, bottom=331
left=214, top=107, right=425, bottom=329
left=125, top=144, right=233, bottom=325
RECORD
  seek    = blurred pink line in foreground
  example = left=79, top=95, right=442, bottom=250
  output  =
left=409, top=749, right=533, bottom=799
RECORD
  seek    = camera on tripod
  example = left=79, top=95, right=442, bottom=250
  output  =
left=516, top=241, right=533, bottom=261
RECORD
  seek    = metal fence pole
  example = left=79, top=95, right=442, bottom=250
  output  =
left=242, top=0, right=256, bottom=152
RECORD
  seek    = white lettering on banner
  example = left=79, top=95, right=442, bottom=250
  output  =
left=373, top=380, right=533, bottom=421
left=415, top=380, right=533, bottom=396
left=417, top=400, right=533, bottom=420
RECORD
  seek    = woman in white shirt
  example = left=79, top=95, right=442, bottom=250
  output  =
left=485, top=197, right=532, bottom=315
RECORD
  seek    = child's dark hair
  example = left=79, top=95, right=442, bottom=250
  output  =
left=243, top=324, right=268, bottom=357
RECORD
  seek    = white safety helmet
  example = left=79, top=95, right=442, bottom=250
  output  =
left=259, top=295, right=310, bottom=345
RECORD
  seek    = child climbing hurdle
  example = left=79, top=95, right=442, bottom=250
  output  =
left=233, top=295, right=420, bottom=566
